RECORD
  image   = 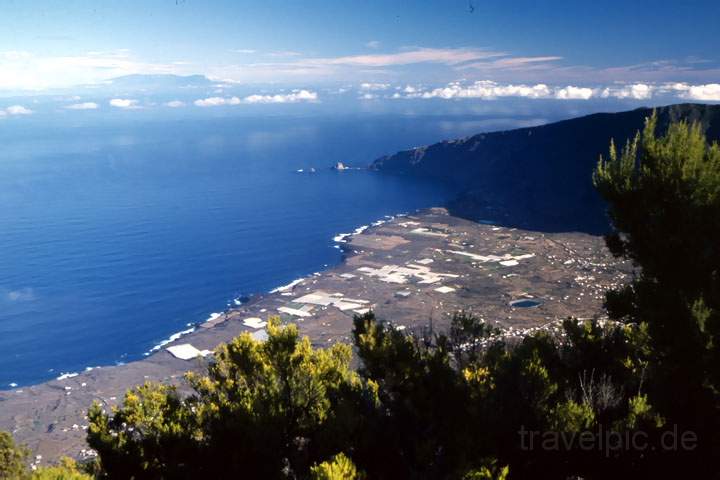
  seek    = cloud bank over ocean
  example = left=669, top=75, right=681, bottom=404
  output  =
left=0, top=75, right=717, bottom=122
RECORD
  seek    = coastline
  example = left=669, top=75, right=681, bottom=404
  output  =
left=13, top=212, right=408, bottom=389
left=139, top=214, right=410, bottom=368
left=144, top=214, right=409, bottom=370
left=0, top=207, right=629, bottom=464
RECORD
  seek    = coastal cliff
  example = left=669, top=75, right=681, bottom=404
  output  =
left=371, top=103, right=720, bottom=233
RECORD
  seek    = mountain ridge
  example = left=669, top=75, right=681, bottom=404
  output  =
left=96, top=74, right=215, bottom=92
left=370, top=103, right=720, bottom=233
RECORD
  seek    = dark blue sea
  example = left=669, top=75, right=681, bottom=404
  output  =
left=0, top=113, right=517, bottom=387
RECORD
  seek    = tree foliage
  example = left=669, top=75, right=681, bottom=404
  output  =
left=0, top=432, right=29, bottom=480
left=0, top=433, right=90, bottom=480
left=594, top=112, right=720, bottom=471
left=309, top=453, right=361, bottom=480
left=31, top=458, right=92, bottom=480
left=87, top=318, right=374, bottom=479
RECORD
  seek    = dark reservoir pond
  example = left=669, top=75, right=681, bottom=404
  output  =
left=509, top=299, right=543, bottom=308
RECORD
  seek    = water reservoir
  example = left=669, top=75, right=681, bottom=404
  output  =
left=509, top=299, right=543, bottom=308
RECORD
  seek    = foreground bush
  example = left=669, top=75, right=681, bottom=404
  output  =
left=84, top=309, right=663, bottom=479
left=0, top=432, right=90, bottom=479
left=87, top=320, right=375, bottom=479
left=594, top=111, right=720, bottom=475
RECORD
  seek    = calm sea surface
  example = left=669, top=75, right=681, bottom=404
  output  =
left=0, top=113, right=503, bottom=386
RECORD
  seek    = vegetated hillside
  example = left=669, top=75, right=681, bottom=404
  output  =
left=371, top=103, right=720, bottom=233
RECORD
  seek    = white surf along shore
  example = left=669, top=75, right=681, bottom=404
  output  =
left=144, top=213, right=409, bottom=356
left=32, top=212, right=411, bottom=386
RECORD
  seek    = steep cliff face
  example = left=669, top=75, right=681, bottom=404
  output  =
left=371, top=104, right=720, bottom=233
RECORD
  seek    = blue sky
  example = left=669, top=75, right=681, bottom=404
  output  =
left=0, top=0, right=718, bottom=111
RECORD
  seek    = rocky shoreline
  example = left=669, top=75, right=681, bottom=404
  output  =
left=0, top=208, right=629, bottom=465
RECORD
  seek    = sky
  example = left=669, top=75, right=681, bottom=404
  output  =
left=0, top=0, right=718, bottom=114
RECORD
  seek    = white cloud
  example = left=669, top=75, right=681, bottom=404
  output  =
left=267, top=50, right=303, bottom=58
left=666, top=82, right=691, bottom=92
left=194, top=90, right=318, bottom=106
left=360, top=93, right=378, bottom=100
left=628, top=83, right=653, bottom=99
left=1, top=44, right=718, bottom=95
left=457, top=55, right=563, bottom=72
left=493, top=83, right=552, bottom=98
left=242, top=90, right=318, bottom=104
left=390, top=80, right=720, bottom=103
left=411, top=80, right=552, bottom=100
left=0, top=49, right=187, bottom=91
left=193, top=96, right=241, bottom=107
left=0, top=50, right=32, bottom=61
left=605, top=83, right=654, bottom=100
left=205, top=47, right=557, bottom=84
left=65, top=102, right=98, bottom=110
left=320, top=47, right=503, bottom=67
left=555, top=86, right=594, bottom=100
left=389, top=80, right=668, bottom=102
left=599, top=82, right=720, bottom=101
left=675, top=83, right=720, bottom=101
left=109, top=98, right=139, bottom=109
left=5, top=105, right=33, bottom=115
left=360, top=82, right=390, bottom=91
left=164, top=100, right=186, bottom=108
left=207, top=47, right=720, bottom=87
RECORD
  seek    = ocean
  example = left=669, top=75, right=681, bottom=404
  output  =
left=0, top=113, right=509, bottom=387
